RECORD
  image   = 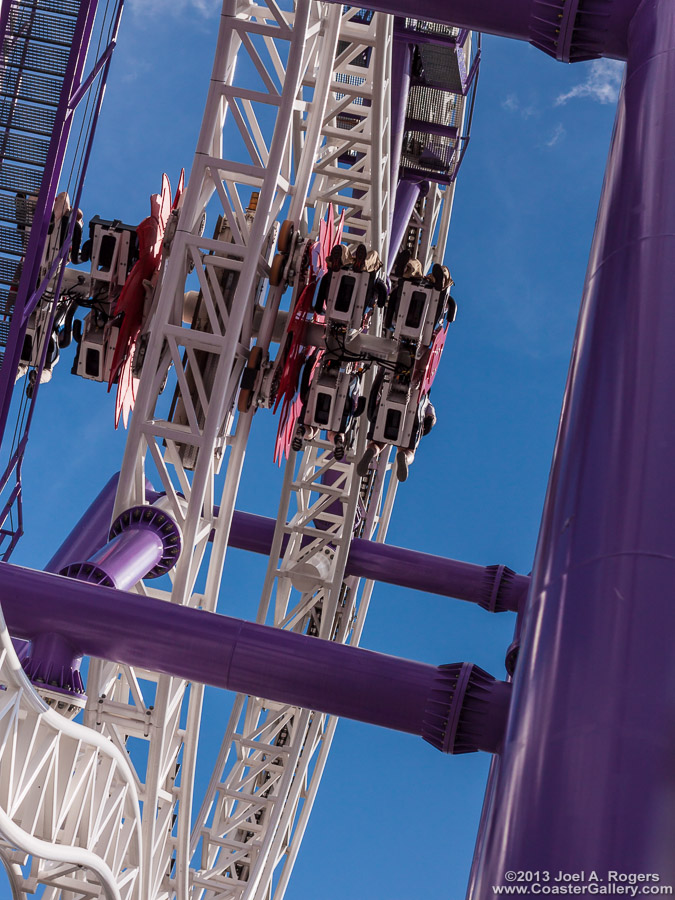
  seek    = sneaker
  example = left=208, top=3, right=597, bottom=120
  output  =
left=333, top=433, right=345, bottom=461
left=396, top=449, right=409, bottom=482
left=353, top=243, right=368, bottom=273
left=392, top=248, right=412, bottom=279
left=356, top=443, right=377, bottom=477
left=428, top=263, right=453, bottom=290
left=291, top=424, right=305, bottom=452
left=329, top=244, right=344, bottom=272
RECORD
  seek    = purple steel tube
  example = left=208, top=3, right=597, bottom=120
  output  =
left=324, top=0, right=637, bottom=61
left=60, top=505, right=181, bottom=589
left=390, top=30, right=412, bottom=215
left=45, top=473, right=120, bottom=573
left=470, top=0, right=675, bottom=891
left=389, top=178, right=427, bottom=267
left=81, top=527, right=165, bottom=590
left=0, top=561, right=509, bottom=752
left=52, top=482, right=527, bottom=609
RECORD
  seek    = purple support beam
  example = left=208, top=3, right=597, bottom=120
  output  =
left=54, top=481, right=528, bottom=610
left=389, top=28, right=413, bottom=223
left=389, top=178, right=428, bottom=268
left=469, top=0, right=675, bottom=892
left=0, top=561, right=511, bottom=754
left=45, top=472, right=120, bottom=573
left=324, top=0, right=637, bottom=62
left=60, top=505, right=181, bottom=589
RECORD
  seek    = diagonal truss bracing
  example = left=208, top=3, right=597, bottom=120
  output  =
left=79, top=3, right=394, bottom=900
left=188, top=11, right=397, bottom=899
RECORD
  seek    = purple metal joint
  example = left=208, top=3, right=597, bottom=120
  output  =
left=59, top=505, right=181, bottom=590
left=109, top=505, right=182, bottom=578
left=422, top=663, right=511, bottom=755
left=21, top=631, right=86, bottom=716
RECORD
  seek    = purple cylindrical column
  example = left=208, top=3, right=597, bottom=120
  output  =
left=470, top=0, right=675, bottom=892
left=45, top=472, right=120, bottom=573
left=59, top=505, right=181, bottom=590
left=389, top=178, right=429, bottom=267
left=0, top=561, right=510, bottom=752
left=390, top=32, right=412, bottom=213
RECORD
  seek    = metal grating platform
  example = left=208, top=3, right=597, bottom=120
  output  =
left=0, top=195, right=35, bottom=227
left=401, top=130, right=458, bottom=176
left=416, top=44, right=464, bottom=93
left=8, top=8, right=77, bottom=46
left=0, top=133, right=49, bottom=167
left=1, top=39, right=71, bottom=78
left=0, top=98, right=56, bottom=137
left=0, top=257, right=22, bottom=287
left=407, top=84, right=461, bottom=128
left=0, top=163, right=43, bottom=194
left=0, top=226, right=30, bottom=257
left=0, top=69, right=63, bottom=107
left=12, top=0, right=81, bottom=20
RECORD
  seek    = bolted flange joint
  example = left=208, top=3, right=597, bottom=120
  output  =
left=422, top=662, right=512, bottom=754
left=109, top=505, right=182, bottom=578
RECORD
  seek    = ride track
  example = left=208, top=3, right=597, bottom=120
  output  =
left=0, top=0, right=668, bottom=899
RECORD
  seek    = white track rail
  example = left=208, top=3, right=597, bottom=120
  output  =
left=0, top=615, right=141, bottom=899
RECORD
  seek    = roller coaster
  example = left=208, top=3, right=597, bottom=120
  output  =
left=0, top=0, right=671, bottom=898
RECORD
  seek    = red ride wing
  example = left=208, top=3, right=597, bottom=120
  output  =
left=109, top=174, right=174, bottom=425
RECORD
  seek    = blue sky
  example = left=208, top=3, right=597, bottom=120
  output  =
left=6, top=4, right=623, bottom=898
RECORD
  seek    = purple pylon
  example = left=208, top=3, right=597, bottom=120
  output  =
left=469, top=0, right=675, bottom=892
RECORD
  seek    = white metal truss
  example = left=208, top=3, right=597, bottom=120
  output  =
left=0, top=612, right=141, bottom=899
left=78, top=3, right=384, bottom=900
left=304, top=10, right=392, bottom=254
left=190, top=427, right=400, bottom=900
left=188, top=13, right=398, bottom=899
left=26, top=3, right=466, bottom=900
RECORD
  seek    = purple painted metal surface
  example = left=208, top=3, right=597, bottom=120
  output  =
left=22, top=632, right=84, bottom=697
left=55, top=482, right=527, bottom=609
left=470, top=0, right=675, bottom=891
left=60, top=504, right=180, bottom=589
left=328, top=0, right=637, bottom=61
left=389, top=29, right=412, bottom=222
left=45, top=473, right=120, bottom=573
left=389, top=178, right=424, bottom=265
left=67, top=527, right=165, bottom=590
left=0, top=561, right=510, bottom=751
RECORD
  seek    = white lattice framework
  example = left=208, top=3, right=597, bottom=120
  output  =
left=0, top=611, right=141, bottom=899
left=188, top=11, right=399, bottom=899
left=76, top=3, right=394, bottom=900
left=0, top=1, right=465, bottom=898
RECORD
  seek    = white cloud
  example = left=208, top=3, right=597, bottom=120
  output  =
left=544, top=123, right=566, bottom=148
left=555, top=58, right=625, bottom=106
left=502, top=93, right=537, bottom=119
left=127, top=0, right=220, bottom=15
